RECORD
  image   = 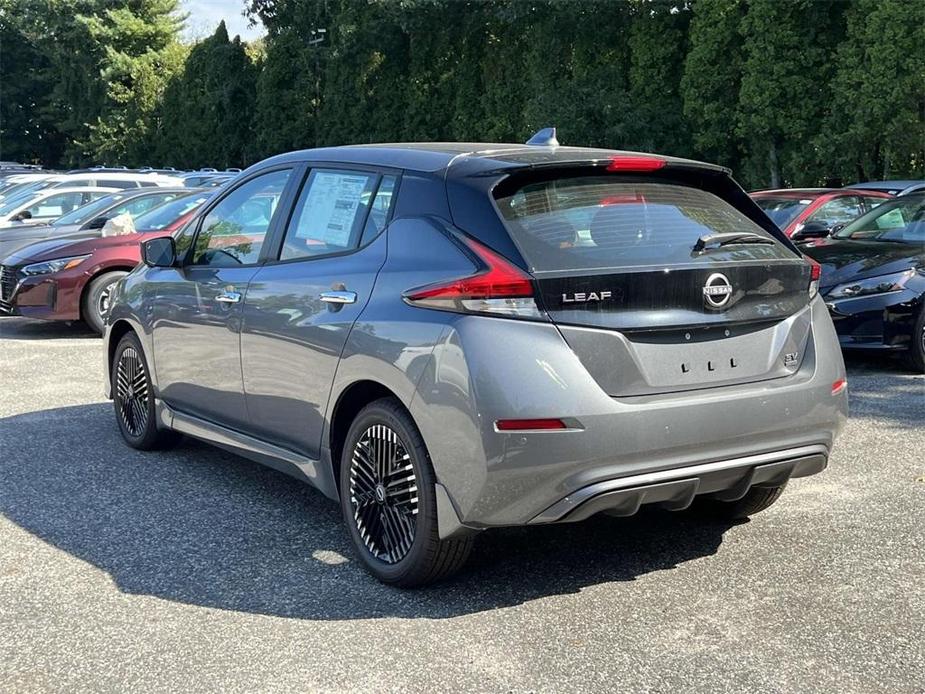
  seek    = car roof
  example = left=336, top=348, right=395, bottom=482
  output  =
left=46, top=172, right=181, bottom=182
left=750, top=188, right=886, bottom=198
left=253, top=143, right=730, bottom=176
left=852, top=180, right=923, bottom=189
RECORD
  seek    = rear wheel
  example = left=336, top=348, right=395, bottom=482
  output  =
left=83, top=270, right=128, bottom=335
left=693, top=483, right=787, bottom=521
left=904, top=308, right=925, bottom=373
left=111, top=332, right=178, bottom=450
left=339, top=398, right=472, bottom=587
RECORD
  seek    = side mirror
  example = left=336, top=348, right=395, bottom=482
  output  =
left=142, top=236, right=177, bottom=268
left=792, top=220, right=831, bottom=240
left=13, top=210, right=32, bottom=222
left=87, top=216, right=108, bottom=229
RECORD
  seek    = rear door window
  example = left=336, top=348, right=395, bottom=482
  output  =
left=496, top=178, right=790, bottom=272
left=279, top=169, right=380, bottom=261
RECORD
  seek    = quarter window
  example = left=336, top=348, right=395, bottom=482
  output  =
left=191, top=169, right=291, bottom=266
left=280, top=170, right=382, bottom=261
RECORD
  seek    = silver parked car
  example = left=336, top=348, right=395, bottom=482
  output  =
left=103, top=136, right=848, bottom=586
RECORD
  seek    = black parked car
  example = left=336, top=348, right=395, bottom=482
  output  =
left=800, top=193, right=925, bottom=370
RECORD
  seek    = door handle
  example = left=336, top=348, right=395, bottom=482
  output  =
left=320, top=290, right=357, bottom=305
left=215, top=290, right=242, bottom=304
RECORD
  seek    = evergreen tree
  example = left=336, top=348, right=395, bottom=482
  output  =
left=681, top=0, right=746, bottom=171
left=737, top=0, right=848, bottom=187
left=820, top=0, right=925, bottom=181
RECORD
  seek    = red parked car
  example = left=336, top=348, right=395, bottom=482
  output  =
left=0, top=191, right=211, bottom=333
left=750, top=188, right=891, bottom=239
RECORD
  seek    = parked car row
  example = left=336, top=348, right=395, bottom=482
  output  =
left=748, top=184, right=925, bottom=371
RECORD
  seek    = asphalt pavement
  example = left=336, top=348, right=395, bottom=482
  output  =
left=1, top=316, right=923, bottom=693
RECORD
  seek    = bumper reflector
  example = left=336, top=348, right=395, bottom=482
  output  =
left=495, top=418, right=568, bottom=431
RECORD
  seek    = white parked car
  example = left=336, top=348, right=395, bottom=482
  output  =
left=0, top=173, right=55, bottom=202
left=0, top=172, right=183, bottom=204
left=0, top=187, right=119, bottom=228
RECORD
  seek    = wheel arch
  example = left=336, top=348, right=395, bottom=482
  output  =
left=327, top=379, right=405, bottom=495
left=80, top=265, right=135, bottom=323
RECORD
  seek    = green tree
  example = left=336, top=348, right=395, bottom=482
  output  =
left=820, top=0, right=925, bottom=181
left=0, top=12, right=66, bottom=163
left=737, top=0, right=848, bottom=187
left=154, top=22, right=258, bottom=168
left=626, top=0, right=693, bottom=156
left=681, top=0, right=746, bottom=171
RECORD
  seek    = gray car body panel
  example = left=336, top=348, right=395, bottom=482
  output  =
left=105, top=143, right=847, bottom=534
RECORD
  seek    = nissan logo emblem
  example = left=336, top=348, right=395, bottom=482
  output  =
left=703, top=273, right=733, bottom=309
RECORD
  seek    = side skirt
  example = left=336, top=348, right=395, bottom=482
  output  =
left=155, top=399, right=339, bottom=500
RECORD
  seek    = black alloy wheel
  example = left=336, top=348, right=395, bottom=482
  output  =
left=111, top=332, right=179, bottom=450
left=339, top=398, right=473, bottom=586
left=349, top=423, right=420, bottom=564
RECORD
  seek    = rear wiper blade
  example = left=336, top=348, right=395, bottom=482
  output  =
left=693, top=232, right=776, bottom=253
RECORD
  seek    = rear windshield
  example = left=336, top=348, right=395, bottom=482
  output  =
left=495, top=178, right=789, bottom=272
left=753, top=196, right=812, bottom=228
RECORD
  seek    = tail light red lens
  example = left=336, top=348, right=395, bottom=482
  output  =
left=831, top=378, right=847, bottom=396
left=404, top=236, right=542, bottom=319
left=495, top=418, right=568, bottom=431
left=606, top=155, right=666, bottom=172
left=808, top=259, right=822, bottom=298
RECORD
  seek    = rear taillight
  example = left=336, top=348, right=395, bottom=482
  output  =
left=831, top=378, right=847, bottom=396
left=808, top=259, right=822, bottom=299
left=404, top=236, right=543, bottom=319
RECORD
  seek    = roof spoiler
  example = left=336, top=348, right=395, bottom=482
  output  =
left=526, top=127, right=559, bottom=147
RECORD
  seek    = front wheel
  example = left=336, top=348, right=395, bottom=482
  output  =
left=111, top=332, right=179, bottom=450
left=83, top=270, right=128, bottom=334
left=339, top=398, right=472, bottom=587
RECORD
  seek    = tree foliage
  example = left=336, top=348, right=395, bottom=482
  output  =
left=2, top=0, right=923, bottom=188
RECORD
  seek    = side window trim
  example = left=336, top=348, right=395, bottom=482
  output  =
left=262, top=163, right=403, bottom=266
left=180, top=164, right=300, bottom=267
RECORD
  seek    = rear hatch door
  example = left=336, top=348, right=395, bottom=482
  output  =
left=494, top=175, right=813, bottom=396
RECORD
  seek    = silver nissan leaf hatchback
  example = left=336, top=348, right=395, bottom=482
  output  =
left=104, top=135, right=847, bottom=586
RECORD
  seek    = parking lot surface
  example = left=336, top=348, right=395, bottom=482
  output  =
left=1, top=316, right=923, bottom=693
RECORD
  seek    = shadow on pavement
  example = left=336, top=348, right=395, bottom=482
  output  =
left=0, top=403, right=734, bottom=620
left=0, top=317, right=97, bottom=340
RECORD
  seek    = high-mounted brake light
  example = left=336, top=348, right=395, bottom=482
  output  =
left=808, top=259, right=822, bottom=299
left=404, top=236, right=543, bottom=319
left=606, top=155, right=666, bottom=172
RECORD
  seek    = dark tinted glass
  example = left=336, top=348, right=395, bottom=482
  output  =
left=497, top=178, right=788, bottom=272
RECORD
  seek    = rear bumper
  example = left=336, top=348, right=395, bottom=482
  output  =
left=412, top=296, right=847, bottom=528
left=530, top=445, right=826, bottom=523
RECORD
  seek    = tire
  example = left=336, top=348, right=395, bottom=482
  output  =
left=82, top=271, right=128, bottom=335
left=339, top=397, right=473, bottom=587
left=903, top=307, right=925, bottom=373
left=111, top=332, right=179, bottom=450
left=693, top=483, right=788, bottom=521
